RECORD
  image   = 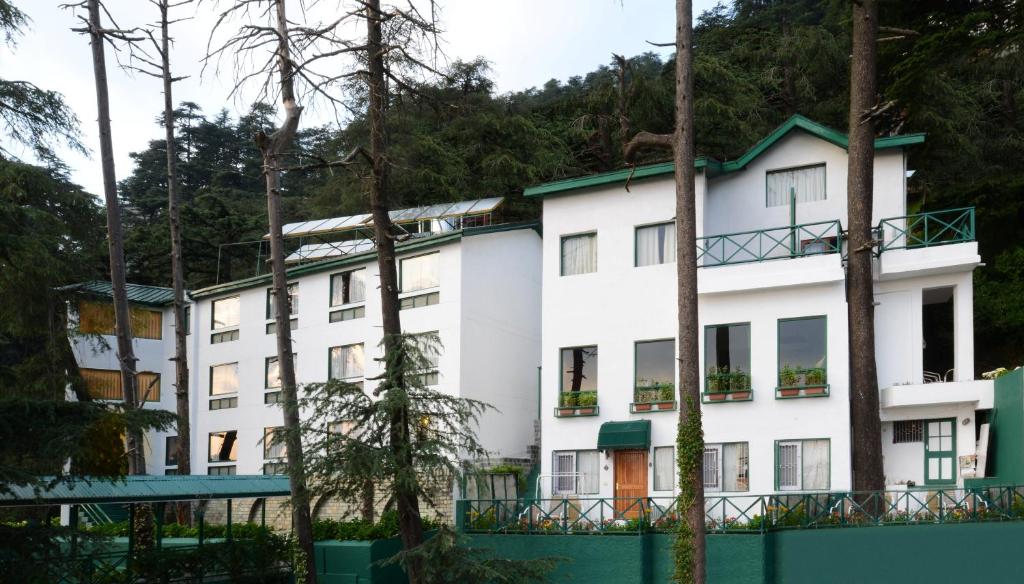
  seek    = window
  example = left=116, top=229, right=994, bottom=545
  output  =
left=77, top=301, right=163, bottom=340
left=331, top=269, right=366, bottom=307
left=635, top=223, right=675, bottom=267
left=653, top=446, right=675, bottom=491
left=265, top=354, right=297, bottom=390
left=560, top=233, right=597, bottom=276
left=264, top=427, right=287, bottom=460
left=263, top=462, right=288, bottom=475
left=330, top=305, right=366, bottom=322
left=266, top=283, right=298, bottom=319
left=560, top=346, right=598, bottom=393
left=208, top=466, right=236, bottom=476
left=635, top=340, right=674, bottom=402
left=410, top=332, right=440, bottom=385
left=208, top=430, right=238, bottom=463
left=776, top=439, right=829, bottom=491
left=80, top=369, right=161, bottom=402
left=183, top=305, right=191, bottom=335
left=705, top=323, right=751, bottom=391
left=766, top=164, right=826, bottom=207
left=778, top=316, right=827, bottom=386
left=210, top=363, right=239, bottom=396
left=266, top=319, right=298, bottom=335
left=400, top=253, right=440, bottom=293
left=165, top=436, right=178, bottom=468
left=329, top=344, right=365, bottom=381
left=552, top=450, right=599, bottom=495
left=209, top=397, right=237, bottom=410
left=704, top=443, right=749, bottom=492
left=893, top=420, right=923, bottom=444
left=264, top=392, right=284, bottom=405
left=211, top=329, right=239, bottom=344
left=400, top=291, right=439, bottom=310
left=211, top=296, right=240, bottom=330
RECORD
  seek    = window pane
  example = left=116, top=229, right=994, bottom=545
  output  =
left=577, top=450, right=600, bottom=494
left=778, top=317, right=827, bottom=371
left=210, top=363, right=239, bottom=395
left=329, top=344, right=365, bottom=380
left=635, top=340, right=674, bottom=388
left=552, top=451, right=576, bottom=494
left=767, top=164, right=826, bottom=207
left=331, top=269, right=366, bottom=306
left=208, top=431, right=238, bottom=462
left=703, top=446, right=720, bottom=490
left=654, top=446, right=675, bottom=491
left=266, top=357, right=280, bottom=389
left=267, top=284, right=298, bottom=319
left=560, top=346, right=598, bottom=392
left=560, top=233, right=597, bottom=276
left=264, top=427, right=287, bottom=460
left=636, top=223, right=676, bottom=267
left=705, top=324, right=751, bottom=374
left=723, top=443, right=749, bottom=492
left=400, top=253, right=440, bottom=293
left=165, top=436, right=178, bottom=467
left=778, top=443, right=800, bottom=490
left=801, top=439, right=829, bottom=490
left=410, top=332, right=440, bottom=370
left=212, top=296, right=240, bottom=329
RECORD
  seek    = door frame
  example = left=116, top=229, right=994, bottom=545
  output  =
left=924, top=417, right=957, bottom=485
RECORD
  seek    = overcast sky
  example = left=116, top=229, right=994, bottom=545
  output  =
left=2, top=0, right=718, bottom=195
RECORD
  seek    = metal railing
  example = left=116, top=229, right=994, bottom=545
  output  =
left=461, top=485, right=1024, bottom=535
left=696, top=220, right=842, bottom=267
left=877, top=207, right=975, bottom=252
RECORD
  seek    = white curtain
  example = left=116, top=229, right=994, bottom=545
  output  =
left=266, top=358, right=280, bottom=389
left=264, top=427, right=287, bottom=459
left=349, top=269, right=366, bottom=303
left=211, top=363, right=239, bottom=395
left=330, top=344, right=365, bottom=380
left=724, top=443, right=749, bottom=492
left=767, top=165, right=826, bottom=207
left=654, top=446, right=675, bottom=491
left=577, top=450, right=600, bottom=494
left=332, top=269, right=366, bottom=306
left=560, top=234, right=597, bottom=275
left=801, top=439, right=830, bottom=490
left=401, top=253, right=440, bottom=292
left=212, top=296, right=240, bottom=329
left=636, top=223, right=676, bottom=267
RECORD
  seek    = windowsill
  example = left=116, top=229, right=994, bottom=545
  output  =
left=630, top=401, right=676, bottom=413
left=554, top=405, right=600, bottom=418
left=702, top=390, right=753, bottom=403
left=775, top=384, right=830, bottom=399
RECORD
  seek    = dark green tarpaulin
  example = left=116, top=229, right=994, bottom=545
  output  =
left=597, top=420, right=651, bottom=450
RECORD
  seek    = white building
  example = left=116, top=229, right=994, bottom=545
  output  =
left=527, top=115, right=989, bottom=505
left=67, top=217, right=543, bottom=486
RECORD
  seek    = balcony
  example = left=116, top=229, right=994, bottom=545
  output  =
left=697, top=220, right=842, bottom=268
left=877, top=208, right=980, bottom=278
left=630, top=384, right=677, bottom=413
left=880, top=379, right=993, bottom=411
left=555, top=391, right=599, bottom=418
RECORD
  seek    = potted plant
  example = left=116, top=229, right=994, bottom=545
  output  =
left=804, top=367, right=827, bottom=394
left=558, top=392, right=578, bottom=416
left=657, top=384, right=675, bottom=409
left=779, top=365, right=799, bottom=397
left=634, top=390, right=652, bottom=411
left=577, top=391, right=597, bottom=414
left=730, top=369, right=751, bottom=400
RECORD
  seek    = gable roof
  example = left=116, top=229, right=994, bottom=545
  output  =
left=60, top=281, right=177, bottom=307
left=523, top=114, right=925, bottom=198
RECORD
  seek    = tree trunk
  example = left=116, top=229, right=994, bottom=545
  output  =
left=847, top=0, right=884, bottom=494
left=672, top=1, right=705, bottom=582
left=262, top=1, right=315, bottom=581
left=157, top=0, right=192, bottom=523
left=365, top=1, right=425, bottom=581
left=86, top=0, right=144, bottom=476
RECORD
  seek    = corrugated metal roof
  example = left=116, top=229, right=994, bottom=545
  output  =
left=61, top=281, right=178, bottom=307
left=0, top=475, right=291, bottom=506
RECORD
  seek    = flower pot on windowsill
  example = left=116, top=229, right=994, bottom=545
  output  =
left=578, top=407, right=595, bottom=415
left=656, top=401, right=675, bottom=410
left=779, top=388, right=800, bottom=397
left=708, top=392, right=727, bottom=402
left=634, top=402, right=653, bottom=411
left=804, top=385, right=827, bottom=395
left=730, top=391, right=750, bottom=400
left=557, top=407, right=576, bottom=416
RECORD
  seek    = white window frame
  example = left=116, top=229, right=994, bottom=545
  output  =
left=399, top=252, right=440, bottom=294
left=653, top=446, right=675, bottom=492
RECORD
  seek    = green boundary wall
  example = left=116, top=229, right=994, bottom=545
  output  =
left=322, top=522, right=1024, bottom=583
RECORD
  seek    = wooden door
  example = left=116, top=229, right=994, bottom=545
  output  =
left=614, top=449, right=649, bottom=519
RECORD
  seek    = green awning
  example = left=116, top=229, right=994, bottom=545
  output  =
left=597, top=420, right=651, bottom=451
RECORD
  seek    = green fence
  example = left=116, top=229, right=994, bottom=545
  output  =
left=696, top=220, right=842, bottom=267
left=877, top=206, right=975, bottom=251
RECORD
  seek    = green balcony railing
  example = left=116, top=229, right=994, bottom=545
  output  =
left=461, top=485, right=1024, bottom=536
left=877, top=207, right=975, bottom=252
left=697, top=220, right=842, bottom=267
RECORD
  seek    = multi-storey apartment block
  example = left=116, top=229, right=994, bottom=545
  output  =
left=528, top=115, right=989, bottom=504
left=67, top=206, right=543, bottom=499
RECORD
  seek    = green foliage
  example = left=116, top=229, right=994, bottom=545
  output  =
left=674, top=395, right=704, bottom=584
left=311, top=510, right=440, bottom=542
left=84, top=520, right=273, bottom=540
left=383, top=525, right=561, bottom=584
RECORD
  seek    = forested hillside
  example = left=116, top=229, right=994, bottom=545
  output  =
left=115, top=0, right=1023, bottom=372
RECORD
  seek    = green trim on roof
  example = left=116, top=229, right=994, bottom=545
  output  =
left=0, top=475, right=291, bottom=506
left=60, top=281, right=177, bottom=307
left=523, top=114, right=925, bottom=198
left=597, top=420, right=651, bottom=451
left=192, top=222, right=540, bottom=300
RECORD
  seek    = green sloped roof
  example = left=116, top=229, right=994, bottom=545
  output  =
left=523, top=114, right=926, bottom=198
left=0, top=475, right=291, bottom=506
left=61, top=281, right=177, bottom=307
left=597, top=420, right=651, bottom=451
left=191, top=221, right=541, bottom=300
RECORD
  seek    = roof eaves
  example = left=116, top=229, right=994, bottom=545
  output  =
left=523, top=158, right=712, bottom=199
